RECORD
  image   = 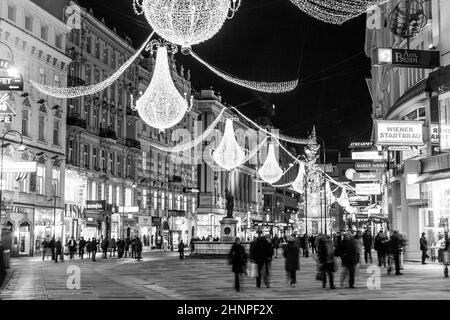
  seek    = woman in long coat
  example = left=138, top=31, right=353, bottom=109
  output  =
left=228, top=237, right=247, bottom=292
left=283, top=236, right=300, bottom=286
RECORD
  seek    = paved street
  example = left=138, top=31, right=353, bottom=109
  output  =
left=1, top=251, right=449, bottom=300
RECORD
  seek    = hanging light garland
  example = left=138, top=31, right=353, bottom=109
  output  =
left=136, top=42, right=188, bottom=130
left=258, top=142, right=283, bottom=184
left=212, top=118, right=246, bottom=170
left=190, top=51, right=298, bottom=93
left=30, top=32, right=154, bottom=98
left=133, top=0, right=241, bottom=52
left=291, top=161, right=305, bottom=194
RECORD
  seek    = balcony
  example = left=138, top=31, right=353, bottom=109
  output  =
left=67, top=115, right=87, bottom=129
left=99, top=127, right=117, bottom=140
left=125, top=138, right=141, bottom=149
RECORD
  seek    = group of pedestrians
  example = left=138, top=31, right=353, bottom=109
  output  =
left=40, top=235, right=144, bottom=263
left=419, top=231, right=450, bottom=277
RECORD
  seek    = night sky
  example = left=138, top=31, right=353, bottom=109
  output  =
left=76, top=0, right=373, bottom=159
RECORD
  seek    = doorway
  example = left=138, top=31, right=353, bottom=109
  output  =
left=19, top=221, right=31, bottom=255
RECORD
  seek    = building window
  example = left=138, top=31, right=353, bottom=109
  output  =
left=192, top=198, right=196, bottom=213
left=142, top=152, right=147, bottom=171
left=91, top=181, right=97, bottom=200
left=101, top=150, right=106, bottom=170
left=111, top=50, right=116, bottom=68
left=168, top=193, right=173, bottom=210
left=36, top=165, right=45, bottom=194
left=54, top=74, right=60, bottom=87
left=161, top=192, right=165, bottom=210
left=103, top=46, right=109, bottom=64
left=117, top=155, right=122, bottom=176
left=85, top=65, right=91, bottom=84
left=7, top=5, right=16, bottom=22
left=153, top=191, right=158, bottom=210
left=109, top=152, right=114, bottom=174
left=93, top=108, right=98, bottom=128
left=95, top=41, right=100, bottom=59
left=93, top=147, right=98, bottom=169
left=108, top=184, right=113, bottom=205
left=142, top=189, right=147, bottom=209
left=116, top=186, right=121, bottom=206
left=125, top=188, right=132, bottom=207
left=41, top=25, right=48, bottom=41
left=25, top=15, right=33, bottom=32
left=83, top=144, right=89, bottom=169
left=53, top=120, right=60, bottom=145
left=176, top=195, right=181, bottom=210
left=39, top=68, right=46, bottom=84
left=22, top=110, right=29, bottom=136
left=440, top=97, right=450, bottom=152
left=100, top=183, right=105, bottom=200
left=52, top=168, right=60, bottom=196
left=117, top=118, right=123, bottom=138
left=55, top=33, right=62, bottom=49
left=38, top=115, right=45, bottom=141
left=86, top=35, right=91, bottom=53
left=184, top=196, right=187, bottom=212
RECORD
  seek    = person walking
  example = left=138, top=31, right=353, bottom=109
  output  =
left=55, top=238, right=62, bottom=263
left=178, top=240, right=186, bottom=260
left=389, top=230, right=405, bottom=275
left=436, top=233, right=446, bottom=264
left=125, top=237, right=131, bottom=258
left=109, top=238, right=117, bottom=258
left=318, top=235, right=336, bottom=289
left=300, top=234, right=306, bottom=257
left=420, top=232, right=429, bottom=265
left=162, top=237, right=169, bottom=252
left=283, top=236, right=300, bottom=286
left=250, top=229, right=273, bottom=288
left=131, top=237, right=137, bottom=258
left=86, top=238, right=92, bottom=259
left=135, top=237, right=143, bottom=261
left=374, top=230, right=386, bottom=267
left=117, top=237, right=125, bottom=258
left=272, top=235, right=280, bottom=259
left=101, top=236, right=109, bottom=258
left=336, top=232, right=358, bottom=288
left=68, top=236, right=77, bottom=260
left=363, top=229, right=373, bottom=264
left=91, top=238, right=98, bottom=261
left=228, top=237, right=247, bottom=292
left=78, top=237, right=86, bottom=259
left=443, top=232, right=450, bottom=278
left=42, top=236, right=50, bottom=261
left=49, top=236, right=56, bottom=261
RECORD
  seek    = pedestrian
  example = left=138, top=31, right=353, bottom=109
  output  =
left=125, top=237, right=131, bottom=257
left=300, top=234, right=306, bottom=257
left=68, top=236, right=77, bottom=260
left=86, top=238, right=92, bottom=259
left=420, top=232, right=429, bottom=265
left=131, top=237, right=136, bottom=258
left=283, top=235, right=300, bottom=286
left=117, top=237, right=125, bottom=258
left=42, top=236, right=50, bottom=261
left=363, top=229, right=373, bottom=264
left=444, top=232, right=450, bottom=278
left=109, top=238, right=117, bottom=257
left=310, top=235, right=316, bottom=254
left=250, top=228, right=273, bottom=288
left=135, top=237, right=143, bottom=261
left=91, top=238, right=97, bottom=261
left=436, top=233, right=446, bottom=264
left=190, top=237, right=195, bottom=253
left=49, top=236, right=56, bottom=261
left=228, top=237, right=247, bottom=292
left=336, top=232, right=358, bottom=288
left=354, top=230, right=363, bottom=268
left=374, top=230, right=386, bottom=267
left=389, top=230, right=405, bottom=275
left=272, top=235, right=280, bottom=259
left=178, top=240, right=185, bottom=260
left=55, top=238, right=62, bottom=263
left=162, top=237, right=169, bottom=252
left=101, top=236, right=109, bottom=258
left=0, top=241, right=6, bottom=287
left=78, top=237, right=86, bottom=259
left=318, top=235, right=336, bottom=289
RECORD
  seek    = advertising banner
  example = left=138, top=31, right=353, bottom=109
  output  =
left=374, top=120, right=424, bottom=146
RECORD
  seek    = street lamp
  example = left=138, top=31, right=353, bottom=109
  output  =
left=0, top=130, right=26, bottom=238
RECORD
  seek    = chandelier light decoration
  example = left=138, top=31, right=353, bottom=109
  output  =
left=289, top=0, right=388, bottom=25
left=212, top=118, right=246, bottom=170
left=30, top=32, right=154, bottom=98
left=133, top=0, right=241, bottom=52
left=258, top=142, right=283, bottom=184
left=291, top=161, right=305, bottom=194
left=136, top=41, right=188, bottom=130
left=190, top=51, right=298, bottom=93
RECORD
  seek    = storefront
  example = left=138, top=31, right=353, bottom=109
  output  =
left=138, top=215, right=152, bottom=246
left=83, top=200, right=112, bottom=240
left=196, top=213, right=222, bottom=239
left=1, top=205, right=34, bottom=257
left=33, top=207, right=63, bottom=254
left=118, top=206, right=140, bottom=239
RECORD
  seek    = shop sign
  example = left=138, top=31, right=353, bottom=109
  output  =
left=355, top=162, right=387, bottom=170
left=352, top=151, right=384, bottom=160
left=355, top=213, right=369, bottom=219
left=1, top=161, right=37, bottom=172
left=117, top=206, right=139, bottom=213
left=349, top=195, right=370, bottom=202
left=175, top=218, right=185, bottom=225
left=355, top=183, right=381, bottom=195
left=368, top=207, right=381, bottom=214
left=430, top=124, right=440, bottom=144
left=388, top=145, right=412, bottom=151
left=0, top=75, right=24, bottom=91
left=374, top=120, right=424, bottom=146
left=168, top=209, right=186, bottom=216
left=348, top=141, right=374, bottom=149
left=352, top=172, right=381, bottom=182
left=375, top=48, right=440, bottom=68
left=85, top=200, right=106, bottom=210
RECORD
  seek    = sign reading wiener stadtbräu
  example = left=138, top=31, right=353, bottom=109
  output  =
left=375, top=120, right=424, bottom=146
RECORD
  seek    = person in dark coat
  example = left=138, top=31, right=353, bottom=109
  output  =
left=300, top=234, right=306, bottom=257
left=125, top=237, right=131, bottom=257
left=178, top=240, right=185, bottom=260
left=250, top=229, right=273, bottom=288
left=374, top=231, right=386, bottom=267
left=309, top=235, right=316, bottom=254
left=68, top=236, right=77, bottom=260
left=272, top=235, right=280, bottom=259
left=228, top=237, right=247, bottom=292
left=0, top=241, right=6, bottom=286
left=49, top=236, right=56, bottom=261
left=318, top=235, right=336, bottom=289
left=336, top=232, right=358, bottom=288
left=91, top=238, right=97, bottom=261
left=389, top=230, right=405, bottom=275
left=283, top=236, right=300, bottom=286
left=135, top=237, right=143, bottom=261
left=363, top=229, right=373, bottom=264
left=42, top=236, right=50, bottom=261
left=117, top=237, right=125, bottom=258
left=55, top=238, right=63, bottom=263
left=86, top=239, right=92, bottom=259
left=420, top=232, right=428, bottom=265
left=131, top=237, right=136, bottom=259
left=78, top=237, right=86, bottom=259
left=101, top=237, right=109, bottom=258
left=444, top=232, right=450, bottom=278
left=109, top=238, right=117, bottom=257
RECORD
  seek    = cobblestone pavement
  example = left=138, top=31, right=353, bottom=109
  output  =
left=1, top=251, right=449, bottom=300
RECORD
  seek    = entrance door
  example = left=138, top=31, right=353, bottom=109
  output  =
left=19, top=222, right=31, bottom=256
left=1, top=221, right=13, bottom=251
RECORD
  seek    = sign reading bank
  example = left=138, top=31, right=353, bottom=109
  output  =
left=375, top=120, right=424, bottom=146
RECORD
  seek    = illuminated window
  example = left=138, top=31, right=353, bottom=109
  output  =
left=142, top=152, right=147, bottom=171
left=108, top=185, right=113, bottom=204
left=161, top=192, right=165, bottom=210
left=168, top=193, right=173, bottom=210
left=36, top=165, right=45, bottom=194
left=153, top=191, right=158, bottom=210
left=142, top=189, right=147, bottom=209
left=52, top=168, right=60, bottom=196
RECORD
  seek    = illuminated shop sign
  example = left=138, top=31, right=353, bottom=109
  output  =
left=348, top=141, right=374, bottom=149
left=352, top=172, right=381, bottom=181
left=375, top=48, right=440, bottom=69
left=355, top=162, right=387, bottom=170
left=1, top=161, right=37, bottom=172
left=355, top=183, right=381, bottom=195
left=85, top=200, right=106, bottom=210
left=351, top=151, right=384, bottom=160
left=374, top=120, right=424, bottom=146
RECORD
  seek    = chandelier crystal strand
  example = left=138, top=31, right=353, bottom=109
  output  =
left=140, top=0, right=237, bottom=50
left=258, top=142, right=283, bottom=184
left=30, top=32, right=154, bottom=98
left=291, top=161, right=306, bottom=193
left=212, top=118, right=246, bottom=170
left=190, top=51, right=298, bottom=93
left=149, top=107, right=226, bottom=152
left=136, top=45, right=188, bottom=129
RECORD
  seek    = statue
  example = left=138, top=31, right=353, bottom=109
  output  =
left=225, top=188, right=234, bottom=218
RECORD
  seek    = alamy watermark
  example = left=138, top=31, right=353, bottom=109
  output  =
left=66, top=265, right=81, bottom=290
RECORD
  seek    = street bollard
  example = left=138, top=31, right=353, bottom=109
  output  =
left=3, top=249, right=10, bottom=269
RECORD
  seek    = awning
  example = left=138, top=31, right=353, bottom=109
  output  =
left=413, top=170, right=450, bottom=184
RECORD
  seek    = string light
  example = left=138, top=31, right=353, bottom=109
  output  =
left=258, top=142, right=283, bottom=184
left=291, top=161, right=305, bottom=194
left=149, top=108, right=226, bottom=152
left=212, top=118, right=246, bottom=170
left=191, top=51, right=298, bottom=93
left=30, top=32, right=154, bottom=98
left=135, top=0, right=240, bottom=51
left=136, top=45, right=188, bottom=129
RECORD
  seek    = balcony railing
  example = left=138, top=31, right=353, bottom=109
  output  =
left=99, top=127, right=117, bottom=140
left=125, top=138, right=141, bottom=149
left=67, top=115, right=87, bottom=129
